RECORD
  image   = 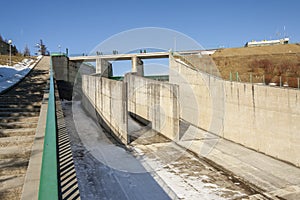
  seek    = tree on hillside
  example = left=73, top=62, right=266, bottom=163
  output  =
left=8, top=44, right=18, bottom=55
left=23, top=45, right=30, bottom=56
left=0, top=34, right=3, bottom=41
left=36, top=39, right=48, bottom=55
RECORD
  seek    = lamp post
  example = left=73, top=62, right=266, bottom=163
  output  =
left=58, top=45, right=61, bottom=54
left=8, top=40, right=12, bottom=66
left=36, top=43, right=41, bottom=55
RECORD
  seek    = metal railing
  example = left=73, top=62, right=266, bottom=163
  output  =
left=229, top=71, right=300, bottom=89
left=38, top=57, right=59, bottom=200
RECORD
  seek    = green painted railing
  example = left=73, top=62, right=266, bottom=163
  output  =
left=38, top=57, right=59, bottom=200
left=51, top=52, right=67, bottom=57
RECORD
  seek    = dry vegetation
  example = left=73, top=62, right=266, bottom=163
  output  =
left=0, top=55, right=30, bottom=66
left=211, top=44, right=300, bottom=87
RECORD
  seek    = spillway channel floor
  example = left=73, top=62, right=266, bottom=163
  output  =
left=62, top=101, right=261, bottom=200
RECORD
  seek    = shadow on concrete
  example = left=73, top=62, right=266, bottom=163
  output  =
left=56, top=92, right=81, bottom=200
left=62, top=100, right=173, bottom=200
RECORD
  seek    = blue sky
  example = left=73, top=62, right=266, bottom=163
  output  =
left=0, top=0, right=299, bottom=55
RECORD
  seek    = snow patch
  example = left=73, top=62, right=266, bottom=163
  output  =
left=0, top=56, right=42, bottom=93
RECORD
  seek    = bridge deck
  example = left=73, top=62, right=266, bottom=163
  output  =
left=69, top=52, right=170, bottom=62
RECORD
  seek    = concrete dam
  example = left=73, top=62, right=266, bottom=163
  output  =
left=61, top=52, right=300, bottom=166
left=49, top=51, right=300, bottom=199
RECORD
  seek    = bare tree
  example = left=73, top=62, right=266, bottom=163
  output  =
left=36, top=39, right=47, bottom=55
left=23, top=45, right=30, bottom=56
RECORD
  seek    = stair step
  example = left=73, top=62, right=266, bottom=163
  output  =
left=0, top=158, right=28, bottom=175
left=0, top=163, right=28, bottom=177
left=0, top=102, right=42, bottom=106
left=0, top=112, right=39, bottom=117
left=0, top=104, right=40, bottom=109
left=0, top=122, right=37, bottom=129
left=0, top=98, right=43, bottom=102
left=0, top=175, right=24, bottom=199
left=0, top=136, right=34, bottom=148
left=0, top=107, right=40, bottom=112
left=0, top=128, right=36, bottom=137
left=0, top=96, right=43, bottom=101
left=0, top=116, right=39, bottom=123
left=0, top=145, right=32, bottom=159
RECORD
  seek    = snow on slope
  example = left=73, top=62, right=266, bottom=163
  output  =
left=0, top=56, right=43, bottom=93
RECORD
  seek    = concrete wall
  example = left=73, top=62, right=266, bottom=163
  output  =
left=177, top=53, right=220, bottom=77
left=52, top=56, right=95, bottom=100
left=82, top=75, right=128, bottom=144
left=169, top=55, right=225, bottom=135
left=169, top=54, right=300, bottom=167
left=223, top=82, right=300, bottom=166
left=125, top=73, right=179, bottom=141
left=52, top=56, right=95, bottom=84
left=52, top=56, right=69, bottom=81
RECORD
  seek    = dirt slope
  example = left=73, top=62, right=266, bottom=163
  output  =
left=211, top=44, right=300, bottom=87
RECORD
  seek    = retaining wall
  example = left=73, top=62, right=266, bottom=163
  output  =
left=82, top=75, right=128, bottom=144
left=170, top=55, right=300, bottom=167
left=52, top=56, right=95, bottom=100
left=125, top=73, right=180, bottom=141
left=52, top=56, right=95, bottom=84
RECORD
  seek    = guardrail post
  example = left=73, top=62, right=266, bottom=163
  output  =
left=280, top=76, right=282, bottom=87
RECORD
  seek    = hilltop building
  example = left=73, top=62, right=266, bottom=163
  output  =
left=245, top=37, right=289, bottom=47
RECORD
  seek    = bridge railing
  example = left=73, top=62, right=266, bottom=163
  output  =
left=38, top=56, right=59, bottom=200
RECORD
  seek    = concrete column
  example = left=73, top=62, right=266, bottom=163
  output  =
left=52, top=56, right=69, bottom=81
left=131, top=56, right=144, bottom=76
left=96, top=58, right=113, bottom=77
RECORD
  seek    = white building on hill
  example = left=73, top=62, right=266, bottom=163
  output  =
left=245, top=37, right=289, bottom=47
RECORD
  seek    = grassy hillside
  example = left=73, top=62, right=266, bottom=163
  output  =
left=0, top=55, right=31, bottom=66
left=211, top=44, right=300, bottom=87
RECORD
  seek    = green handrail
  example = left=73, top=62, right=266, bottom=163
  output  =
left=51, top=52, right=66, bottom=57
left=38, top=57, right=59, bottom=200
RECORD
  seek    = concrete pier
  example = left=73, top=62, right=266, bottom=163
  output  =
left=131, top=56, right=144, bottom=76
left=96, top=58, right=113, bottom=77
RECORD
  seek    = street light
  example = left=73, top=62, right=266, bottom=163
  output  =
left=35, top=43, right=41, bottom=55
left=8, top=40, right=12, bottom=66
